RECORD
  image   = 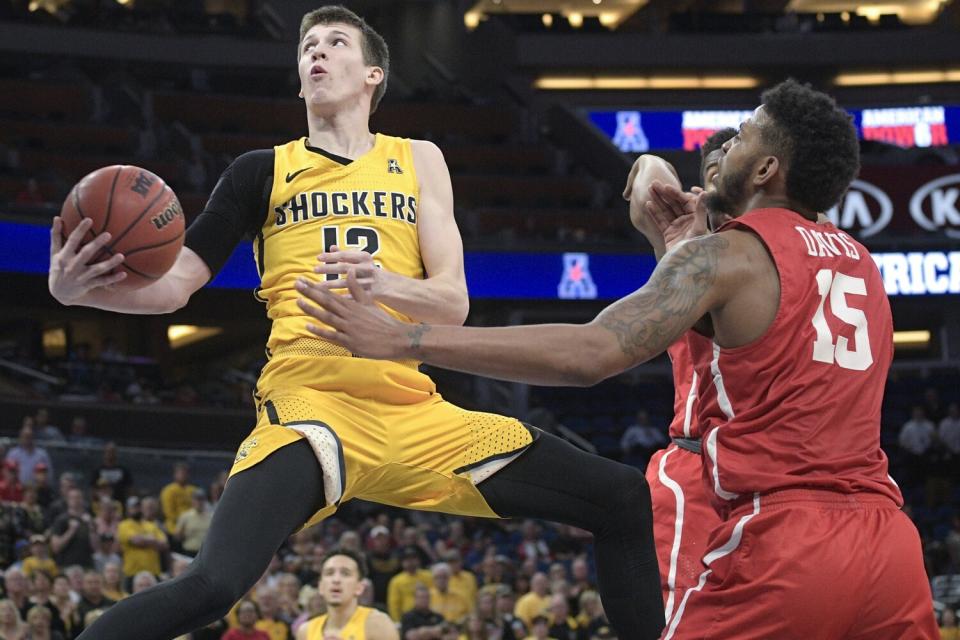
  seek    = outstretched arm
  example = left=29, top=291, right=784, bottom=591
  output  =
left=296, top=233, right=733, bottom=387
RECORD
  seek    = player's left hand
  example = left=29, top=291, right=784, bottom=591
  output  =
left=311, top=245, right=388, bottom=298
left=646, top=182, right=709, bottom=250
left=295, top=270, right=414, bottom=360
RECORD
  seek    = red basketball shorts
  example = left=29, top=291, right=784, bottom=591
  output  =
left=661, top=489, right=938, bottom=639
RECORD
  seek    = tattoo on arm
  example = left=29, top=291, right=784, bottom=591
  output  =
left=407, top=323, right=432, bottom=350
left=597, top=234, right=728, bottom=361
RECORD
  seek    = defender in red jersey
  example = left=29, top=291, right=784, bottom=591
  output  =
left=299, top=79, right=937, bottom=639
left=623, top=130, right=735, bottom=629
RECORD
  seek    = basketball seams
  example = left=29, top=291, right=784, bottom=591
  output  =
left=101, top=165, right=123, bottom=235
left=102, top=183, right=170, bottom=253
left=121, top=228, right=185, bottom=257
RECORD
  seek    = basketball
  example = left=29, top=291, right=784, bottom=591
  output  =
left=59, top=165, right=185, bottom=290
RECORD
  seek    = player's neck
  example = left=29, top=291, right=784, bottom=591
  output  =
left=326, top=599, right=358, bottom=628
left=307, top=107, right=375, bottom=160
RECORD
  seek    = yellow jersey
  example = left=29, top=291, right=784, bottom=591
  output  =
left=257, top=135, right=421, bottom=371
left=305, top=605, right=373, bottom=640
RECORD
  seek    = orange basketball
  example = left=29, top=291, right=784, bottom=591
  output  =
left=60, top=165, right=184, bottom=290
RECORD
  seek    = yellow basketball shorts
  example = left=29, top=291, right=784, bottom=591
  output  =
left=228, top=357, right=535, bottom=529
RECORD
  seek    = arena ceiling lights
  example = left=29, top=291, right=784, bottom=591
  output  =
left=836, top=69, right=960, bottom=86
left=464, top=0, right=649, bottom=30
left=786, top=0, right=952, bottom=25
left=534, top=75, right=760, bottom=90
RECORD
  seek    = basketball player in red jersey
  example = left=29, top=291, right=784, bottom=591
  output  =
left=621, top=128, right=735, bottom=630
left=299, top=79, right=937, bottom=638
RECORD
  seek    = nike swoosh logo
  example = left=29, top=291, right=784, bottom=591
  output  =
left=285, top=167, right=312, bottom=182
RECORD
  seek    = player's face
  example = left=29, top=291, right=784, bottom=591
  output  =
left=705, top=106, right=768, bottom=219
left=298, top=23, right=381, bottom=114
left=318, top=554, right=363, bottom=607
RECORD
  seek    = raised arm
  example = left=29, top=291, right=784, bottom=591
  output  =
left=310, top=139, right=468, bottom=325
left=296, top=232, right=738, bottom=387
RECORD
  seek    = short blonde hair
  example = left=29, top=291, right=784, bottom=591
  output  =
left=298, top=5, right=389, bottom=112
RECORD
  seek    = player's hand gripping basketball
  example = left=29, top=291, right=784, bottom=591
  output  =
left=49, top=217, right=127, bottom=305
left=296, top=270, right=413, bottom=360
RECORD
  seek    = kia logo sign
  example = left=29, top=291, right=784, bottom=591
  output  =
left=910, top=174, right=960, bottom=239
left=826, top=179, right=893, bottom=238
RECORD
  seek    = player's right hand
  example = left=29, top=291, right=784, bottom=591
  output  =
left=645, top=182, right=709, bottom=251
left=49, top=217, right=127, bottom=305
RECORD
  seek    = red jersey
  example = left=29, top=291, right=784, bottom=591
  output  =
left=666, top=332, right=712, bottom=439
left=695, top=208, right=900, bottom=509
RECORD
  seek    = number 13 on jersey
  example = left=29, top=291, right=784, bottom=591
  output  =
left=811, top=268, right=874, bottom=371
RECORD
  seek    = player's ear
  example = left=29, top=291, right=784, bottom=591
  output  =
left=366, top=66, right=384, bottom=88
left=754, top=155, right=779, bottom=188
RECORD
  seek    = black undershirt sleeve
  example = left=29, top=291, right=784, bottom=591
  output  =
left=184, top=149, right=275, bottom=280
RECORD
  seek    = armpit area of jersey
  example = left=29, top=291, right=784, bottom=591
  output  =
left=184, top=149, right=274, bottom=279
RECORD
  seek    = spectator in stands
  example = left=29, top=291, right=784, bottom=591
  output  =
left=222, top=600, right=270, bottom=640
left=62, top=566, right=84, bottom=603
left=25, top=570, right=66, bottom=636
left=33, top=409, right=64, bottom=443
left=253, top=587, right=289, bottom=640
left=619, top=409, right=666, bottom=466
left=575, top=591, right=608, bottom=637
left=49, top=489, right=95, bottom=569
left=524, top=614, right=553, bottom=640
left=546, top=594, right=577, bottom=640
left=76, top=571, right=115, bottom=633
left=941, top=608, right=960, bottom=640
left=159, top=462, right=197, bottom=534
left=91, top=443, right=133, bottom=502
left=16, top=484, right=44, bottom=537
left=33, top=464, right=54, bottom=511
left=516, top=521, right=550, bottom=566
left=92, top=501, right=122, bottom=572
left=0, top=460, right=24, bottom=502
left=141, top=496, right=167, bottom=538
left=45, top=473, right=76, bottom=524
left=514, top=573, right=550, bottom=629
left=15, top=178, right=44, bottom=205
left=399, top=583, right=444, bottom=639
left=900, top=406, right=937, bottom=484
left=924, top=387, right=945, bottom=423
left=0, top=501, right=16, bottom=568
left=367, top=524, right=399, bottom=606
left=4, top=568, right=29, bottom=612
left=101, top=562, right=128, bottom=602
left=66, top=416, right=102, bottom=447
left=496, top=585, right=527, bottom=639
left=131, top=571, right=157, bottom=595
left=940, top=402, right=960, bottom=460
left=117, top=496, right=167, bottom=581
left=22, top=535, right=58, bottom=579
left=388, top=546, right=433, bottom=621
left=567, top=557, right=593, bottom=615
left=25, top=605, right=64, bottom=640
left=274, top=573, right=302, bottom=623
left=174, top=488, right=212, bottom=557
left=429, top=562, right=469, bottom=623
left=0, top=598, right=26, bottom=640
left=51, top=575, right=79, bottom=638
left=442, top=550, right=476, bottom=614
left=6, top=424, right=53, bottom=486
left=290, top=590, right=324, bottom=636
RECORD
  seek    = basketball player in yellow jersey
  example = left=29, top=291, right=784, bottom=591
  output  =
left=49, top=6, right=662, bottom=639
left=297, top=549, right=397, bottom=640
